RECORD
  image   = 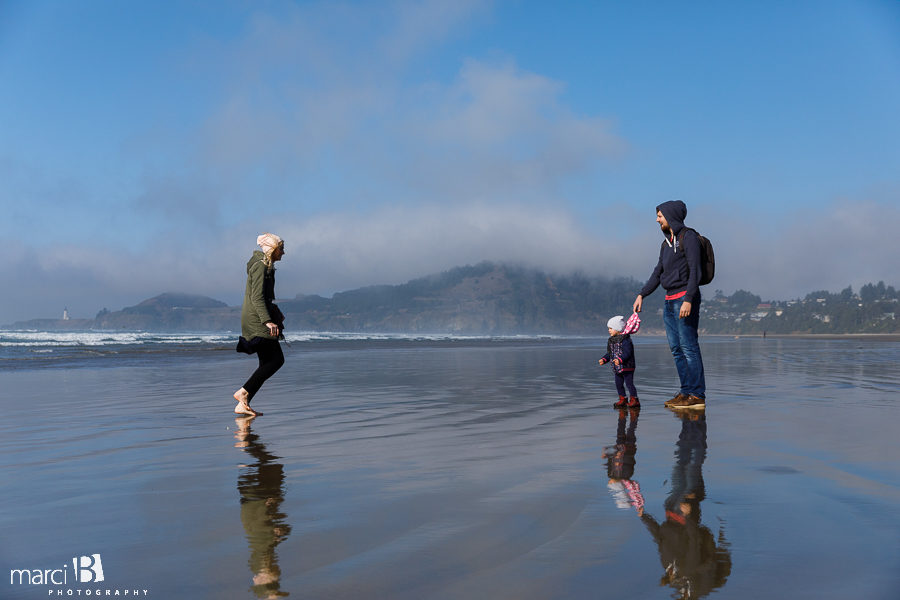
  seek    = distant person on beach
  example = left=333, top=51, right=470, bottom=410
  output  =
left=233, top=233, right=286, bottom=417
left=598, top=315, right=640, bottom=409
left=633, top=200, right=706, bottom=410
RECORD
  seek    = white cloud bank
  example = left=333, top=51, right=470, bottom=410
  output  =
left=3, top=197, right=897, bottom=324
left=704, top=197, right=900, bottom=300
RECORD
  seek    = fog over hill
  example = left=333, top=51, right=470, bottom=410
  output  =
left=5, top=263, right=897, bottom=335
left=7, top=263, right=639, bottom=335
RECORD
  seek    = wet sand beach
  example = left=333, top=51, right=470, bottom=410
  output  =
left=2, top=336, right=899, bottom=599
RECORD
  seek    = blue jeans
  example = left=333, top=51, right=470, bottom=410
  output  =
left=665, top=415, right=707, bottom=512
left=663, top=297, right=706, bottom=398
left=614, top=370, right=638, bottom=398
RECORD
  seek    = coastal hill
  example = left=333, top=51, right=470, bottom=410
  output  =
left=280, top=262, right=639, bottom=334
left=4, top=263, right=898, bottom=334
left=94, top=292, right=235, bottom=331
left=6, top=264, right=638, bottom=334
left=701, top=282, right=899, bottom=335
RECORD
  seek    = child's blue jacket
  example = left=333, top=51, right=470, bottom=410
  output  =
left=601, top=334, right=635, bottom=374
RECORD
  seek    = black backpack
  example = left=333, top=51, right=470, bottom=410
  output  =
left=677, top=228, right=715, bottom=285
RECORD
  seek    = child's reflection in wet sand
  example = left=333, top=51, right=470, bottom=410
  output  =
left=603, top=408, right=645, bottom=514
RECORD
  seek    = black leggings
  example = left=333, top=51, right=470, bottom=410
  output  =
left=614, top=371, right=638, bottom=398
left=243, top=339, right=285, bottom=401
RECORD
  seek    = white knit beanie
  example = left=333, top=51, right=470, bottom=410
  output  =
left=257, top=232, right=283, bottom=254
left=607, top=315, right=626, bottom=332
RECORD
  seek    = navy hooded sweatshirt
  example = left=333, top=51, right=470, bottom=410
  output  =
left=639, top=200, right=702, bottom=304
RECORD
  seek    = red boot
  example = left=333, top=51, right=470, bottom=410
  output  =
left=613, top=396, right=628, bottom=409
left=627, top=396, right=641, bottom=409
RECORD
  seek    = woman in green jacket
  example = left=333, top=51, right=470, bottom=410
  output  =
left=234, top=233, right=286, bottom=417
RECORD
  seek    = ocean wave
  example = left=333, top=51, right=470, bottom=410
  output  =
left=282, top=332, right=568, bottom=343
left=0, top=329, right=572, bottom=348
left=0, top=331, right=238, bottom=347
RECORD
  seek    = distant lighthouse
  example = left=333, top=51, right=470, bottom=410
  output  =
left=63, top=307, right=70, bottom=321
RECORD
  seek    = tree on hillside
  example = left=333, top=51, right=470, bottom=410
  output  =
left=728, top=290, right=762, bottom=310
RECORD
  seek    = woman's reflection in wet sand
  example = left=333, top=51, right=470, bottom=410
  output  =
left=640, top=411, right=732, bottom=600
left=234, top=416, right=291, bottom=598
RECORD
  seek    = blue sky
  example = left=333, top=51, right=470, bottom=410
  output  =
left=1, top=0, right=899, bottom=322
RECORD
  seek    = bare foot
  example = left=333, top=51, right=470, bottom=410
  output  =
left=234, top=402, right=262, bottom=417
left=233, top=388, right=262, bottom=416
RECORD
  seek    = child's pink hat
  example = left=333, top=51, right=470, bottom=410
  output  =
left=622, top=312, right=641, bottom=334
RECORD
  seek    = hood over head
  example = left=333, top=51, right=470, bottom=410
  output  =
left=656, top=200, right=687, bottom=236
left=248, top=250, right=266, bottom=268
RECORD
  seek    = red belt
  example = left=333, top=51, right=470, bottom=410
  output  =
left=666, top=510, right=687, bottom=524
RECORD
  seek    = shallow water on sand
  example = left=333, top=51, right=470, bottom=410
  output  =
left=2, top=337, right=898, bottom=599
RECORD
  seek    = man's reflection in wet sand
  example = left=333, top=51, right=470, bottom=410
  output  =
left=640, top=411, right=732, bottom=600
left=234, top=416, right=291, bottom=598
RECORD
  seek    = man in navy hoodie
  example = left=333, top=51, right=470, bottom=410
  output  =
left=633, top=200, right=706, bottom=409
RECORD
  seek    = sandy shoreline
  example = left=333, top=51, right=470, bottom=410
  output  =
left=705, top=332, right=900, bottom=341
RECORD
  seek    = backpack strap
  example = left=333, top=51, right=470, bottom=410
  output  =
left=677, top=227, right=702, bottom=250
left=677, top=227, right=695, bottom=242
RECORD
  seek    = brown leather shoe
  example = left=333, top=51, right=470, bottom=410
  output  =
left=663, top=393, right=687, bottom=407
left=666, top=395, right=705, bottom=410
left=684, top=395, right=706, bottom=409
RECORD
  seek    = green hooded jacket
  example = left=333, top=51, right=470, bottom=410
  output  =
left=241, top=251, right=279, bottom=340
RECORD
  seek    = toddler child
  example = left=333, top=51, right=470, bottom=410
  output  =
left=598, top=315, right=640, bottom=409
